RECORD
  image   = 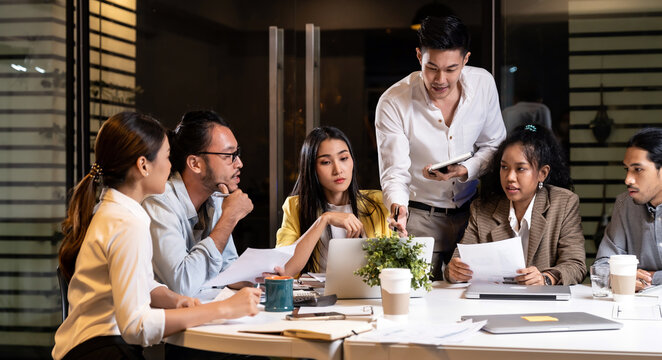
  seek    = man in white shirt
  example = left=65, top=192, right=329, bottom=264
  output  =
left=376, top=15, right=506, bottom=279
left=143, top=111, right=254, bottom=297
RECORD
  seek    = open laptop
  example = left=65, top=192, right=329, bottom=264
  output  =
left=461, top=312, right=622, bottom=334
left=324, top=237, right=434, bottom=299
left=465, top=283, right=571, bottom=301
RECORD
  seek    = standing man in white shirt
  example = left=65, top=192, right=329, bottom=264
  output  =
left=376, top=16, right=506, bottom=279
left=143, top=110, right=254, bottom=297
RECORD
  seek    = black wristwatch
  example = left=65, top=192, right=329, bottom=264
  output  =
left=543, top=274, right=552, bottom=286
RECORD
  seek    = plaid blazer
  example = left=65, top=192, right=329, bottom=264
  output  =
left=451, top=185, right=587, bottom=285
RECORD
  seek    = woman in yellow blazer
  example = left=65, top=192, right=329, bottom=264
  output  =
left=276, top=127, right=390, bottom=276
left=446, top=124, right=586, bottom=285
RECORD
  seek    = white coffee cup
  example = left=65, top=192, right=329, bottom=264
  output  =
left=608, top=255, right=639, bottom=302
left=379, top=268, right=412, bottom=321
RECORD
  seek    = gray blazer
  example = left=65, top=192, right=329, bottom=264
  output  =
left=448, top=185, right=587, bottom=285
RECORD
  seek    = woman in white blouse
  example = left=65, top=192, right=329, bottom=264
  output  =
left=53, top=112, right=260, bottom=360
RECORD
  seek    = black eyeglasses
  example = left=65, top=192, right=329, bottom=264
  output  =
left=198, top=146, right=241, bottom=163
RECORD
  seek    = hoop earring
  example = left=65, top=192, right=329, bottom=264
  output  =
left=538, top=181, right=543, bottom=190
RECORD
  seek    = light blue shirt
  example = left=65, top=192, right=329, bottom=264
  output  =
left=142, top=172, right=238, bottom=296
left=595, top=192, right=662, bottom=285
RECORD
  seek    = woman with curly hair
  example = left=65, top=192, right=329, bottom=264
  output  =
left=446, top=124, right=586, bottom=285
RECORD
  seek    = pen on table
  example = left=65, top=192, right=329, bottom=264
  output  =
left=392, top=207, right=400, bottom=232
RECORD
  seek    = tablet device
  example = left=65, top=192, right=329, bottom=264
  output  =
left=428, top=152, right=473, bottom=173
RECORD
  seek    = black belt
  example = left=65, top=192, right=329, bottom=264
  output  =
left=409, top=200, right=470, bottom=215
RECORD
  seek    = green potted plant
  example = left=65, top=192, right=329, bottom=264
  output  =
left=354, top=234, right=433, bottom=291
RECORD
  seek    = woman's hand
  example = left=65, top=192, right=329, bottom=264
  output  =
left=323, top=212, right=364, bottom=238
left=516, top=266, right=547, bottom=285
left=174, top=295, right=201, bottom=308
left=217, top=287, right=261, bottom=319
left=447, top=257, right=473, bottom=282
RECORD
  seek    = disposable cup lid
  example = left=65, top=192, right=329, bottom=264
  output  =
left=379, top=268, right=412, bottom=280
left=608, top=254, right=639, bottom=265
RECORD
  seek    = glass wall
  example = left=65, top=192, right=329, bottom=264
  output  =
left=499, top=0, right=662, bottom=263
left=0, top=1, right=68, bottom=358
left=1, top=0, right=660, bottom=357
left=132, top=0, right=493, bottom=252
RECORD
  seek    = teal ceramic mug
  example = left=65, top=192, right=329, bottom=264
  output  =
left=264, top=276, right=294, bottom=312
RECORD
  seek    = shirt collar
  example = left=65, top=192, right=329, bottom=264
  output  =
left=646, top=202, right=661, bottom=216
left=170, top=172, right=200, bottom=221
left=508, top=194, right=536, bottom=232
left=417, top=68, right=471, bottom=110
left=101, top=187, right=151, bottom=225
left=170, top=172, right=216, bottom=222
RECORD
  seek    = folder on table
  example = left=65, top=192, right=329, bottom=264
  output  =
left=238, top=320, right=373, bottom=341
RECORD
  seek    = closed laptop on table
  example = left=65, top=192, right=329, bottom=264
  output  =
left=464, top=283, right=571, bottom=301
left=324, top=237, right=434, bottom=299
left=461, top=312, right=622, bottom=334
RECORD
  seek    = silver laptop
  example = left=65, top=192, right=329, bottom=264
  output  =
left=465, top=283, right=571, bottom=301
left=461, top=312, right=622, bottom=334
left=324, top=237, right=434, bottom=299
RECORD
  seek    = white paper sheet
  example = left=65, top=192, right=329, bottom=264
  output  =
left=457, top=237, right=525, bottom=283
left=612, top=304, right=662, bottom=320
left=202, top=244, right=296, bottom=288
left=357, top=319, right=486, bottom=345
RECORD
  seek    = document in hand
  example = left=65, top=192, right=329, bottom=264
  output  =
left=239, top=320, right=373, bottom=341
left=457, top=237, right=525, bottom=283
left=202, top=244, right=296, bottom=288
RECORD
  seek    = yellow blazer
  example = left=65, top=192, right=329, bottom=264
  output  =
left=276, top=190, right=390, bottom=272
left=449, top=185, right=587, bottom=285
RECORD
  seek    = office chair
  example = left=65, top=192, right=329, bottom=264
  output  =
left=56, top=266, right=69, bottom=322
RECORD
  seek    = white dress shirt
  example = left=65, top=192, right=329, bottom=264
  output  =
left=53, top=188, right=166, bottom=360
left=376, top=67, right=506, bottom=210
left=508, top=194, right=536, bottom=260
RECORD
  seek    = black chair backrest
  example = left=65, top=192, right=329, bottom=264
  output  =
left=56, top=266, right=69, bottom=322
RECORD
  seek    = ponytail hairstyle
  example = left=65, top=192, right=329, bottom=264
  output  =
left=58, top=111, right=166, bottom=280
left=292, top=126, right=385, bottom=272
left=480, top=123, right=572, bottom=200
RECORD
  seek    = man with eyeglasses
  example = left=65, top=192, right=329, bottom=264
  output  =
left=142, top=110, right=254, bottom=298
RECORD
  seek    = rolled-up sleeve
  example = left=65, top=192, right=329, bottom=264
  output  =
left=143, top=197, right=224, bottom=296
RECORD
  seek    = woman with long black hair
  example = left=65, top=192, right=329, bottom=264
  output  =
left=275, top=126, right=390, bottom=276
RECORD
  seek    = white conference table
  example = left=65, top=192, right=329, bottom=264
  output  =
left=166, top=282, right=662, bottom=360
left=344, top=282, right=662, bottom=360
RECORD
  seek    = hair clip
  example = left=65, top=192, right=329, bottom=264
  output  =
left=90, top=163, right=104, bottom=184
left=524, top=124, right=537, bottom=132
